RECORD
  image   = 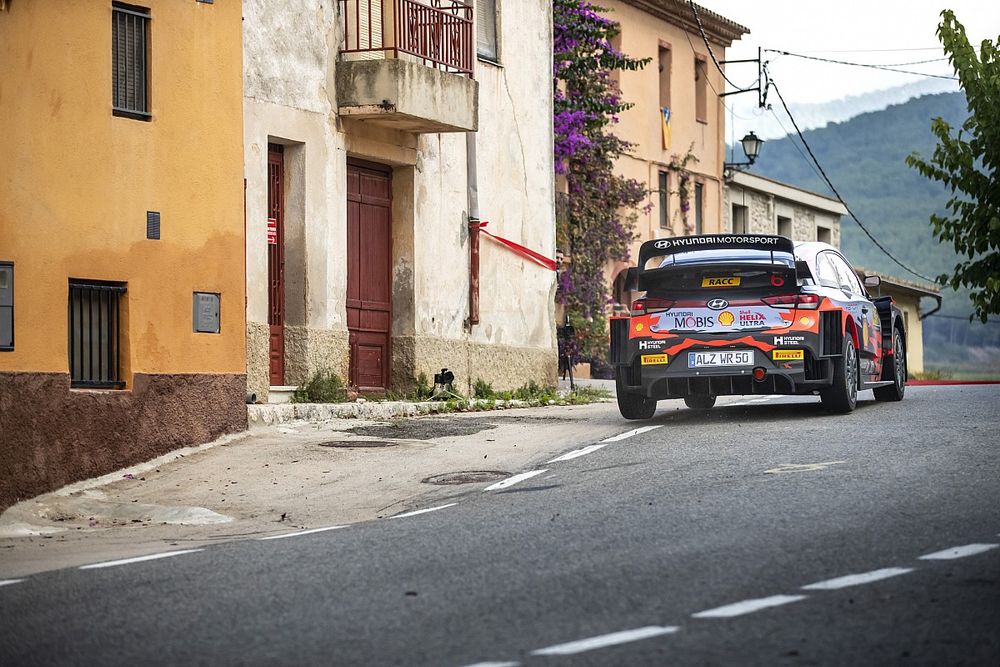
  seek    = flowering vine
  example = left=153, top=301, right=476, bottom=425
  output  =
left=554, top=0, right=649, bottom=358
left=668, top=144, right=698, bottom=234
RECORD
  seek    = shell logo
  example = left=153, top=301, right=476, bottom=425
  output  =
left=799, top=316, right=813, bottom=327
left=718, top=311, right=735, bottom=326
left=635, top=323, right=644, bottom=332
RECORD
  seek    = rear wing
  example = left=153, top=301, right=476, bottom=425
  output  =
left=634, top=234, right=797, bottom=292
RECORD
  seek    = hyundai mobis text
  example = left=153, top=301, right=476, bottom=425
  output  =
left=609, top=235, right=908, bottom=419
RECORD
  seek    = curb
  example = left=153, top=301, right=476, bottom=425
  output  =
left=907, top=379, right=1000, bottom=386
left=247, top=398, right=544, bottom=427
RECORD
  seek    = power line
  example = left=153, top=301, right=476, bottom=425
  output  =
left=769, top=80, right=935, bottom=283
left=767, top=108, right=827, bottom=185
left=687, top=0, right=755, bottom=93
left=763, top=49, right=958, bottom=80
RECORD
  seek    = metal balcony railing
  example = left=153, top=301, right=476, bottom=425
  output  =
left=340, top=0, right=473, bottom=76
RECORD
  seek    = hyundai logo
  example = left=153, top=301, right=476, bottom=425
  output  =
left=707, top=298, right=729, bottom=310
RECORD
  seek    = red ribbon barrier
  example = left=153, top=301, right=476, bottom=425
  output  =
left=474, top=222, right=557, bottom=271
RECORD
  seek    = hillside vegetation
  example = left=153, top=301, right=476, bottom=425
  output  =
left=752, top=92, right=1000, bottom=374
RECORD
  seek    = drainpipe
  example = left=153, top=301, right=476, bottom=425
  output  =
left=467, top=131, right=480, bottom=325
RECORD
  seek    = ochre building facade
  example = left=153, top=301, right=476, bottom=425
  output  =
left=0, top=1, right=246, bottom=509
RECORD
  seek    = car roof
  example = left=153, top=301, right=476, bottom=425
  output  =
left=793, top=241, right=841, bottom=263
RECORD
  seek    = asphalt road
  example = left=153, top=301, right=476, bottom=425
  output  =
left=2, top=385, right=999, bottom=666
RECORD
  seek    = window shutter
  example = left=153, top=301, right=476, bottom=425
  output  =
left=476, top=0, right=497, bottom=60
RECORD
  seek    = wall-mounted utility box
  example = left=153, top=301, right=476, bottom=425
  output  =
left=0, top=262, right=11, bottom=350
left=193, top=292, right=220, bottom=333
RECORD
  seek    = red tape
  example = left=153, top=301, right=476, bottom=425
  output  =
left=474, top=222, right=557, bottom=271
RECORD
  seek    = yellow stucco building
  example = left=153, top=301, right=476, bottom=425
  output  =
left=0, top=0, right=246, bottom=509
left=603, top=0, right=747, bottom=308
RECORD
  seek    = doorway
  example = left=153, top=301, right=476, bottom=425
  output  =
left=346, top=160, right=392, bottom=391
left=267, top=143, right=285, bottom=386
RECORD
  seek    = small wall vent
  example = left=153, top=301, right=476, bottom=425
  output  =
left=146, top=211, right=161, bottom=240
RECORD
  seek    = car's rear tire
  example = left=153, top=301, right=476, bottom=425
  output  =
left=821, top=335, right=858, bottom=414
left=683, top=395, right=717, bottom=410
left=616, top=371, right=657, bottom=420
left=874, top=327, right=906, bottom=402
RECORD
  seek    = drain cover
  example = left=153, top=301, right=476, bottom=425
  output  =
left=317, top=440, right=397, bottom=448
left=422, top=471, right=511, bottom=485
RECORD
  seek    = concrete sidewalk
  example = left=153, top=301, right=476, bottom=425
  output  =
left=0, top=399, right=632, bottom=577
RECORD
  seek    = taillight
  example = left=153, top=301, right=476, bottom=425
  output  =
left=761, top=293, right=821, bottom=310
left=631, top=298, right=674, bottom=316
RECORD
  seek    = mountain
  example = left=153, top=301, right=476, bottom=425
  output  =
left=748, top=92, right=1000, bottom=371
left=728, top=79, right=960, bottom=141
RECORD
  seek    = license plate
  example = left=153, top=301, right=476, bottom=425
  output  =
left=687, top=350, right=753, bottom=368
left=702, top=276, right=741, bottom=288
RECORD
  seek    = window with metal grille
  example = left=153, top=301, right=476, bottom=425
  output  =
left=476, top=0, right=498, bottom=62
left=112, top=3, right=150, bottom=119
left=69, top=281, right=127, bottom=389
left=694, top=182, right=704, bottom=234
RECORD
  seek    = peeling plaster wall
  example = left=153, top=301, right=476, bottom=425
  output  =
left=243, top=0, right=556, bottom=392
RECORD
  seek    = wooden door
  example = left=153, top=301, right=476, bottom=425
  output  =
left=267, top=144, right=285, bottom=386
left=347, top=161, right=392, bottom=392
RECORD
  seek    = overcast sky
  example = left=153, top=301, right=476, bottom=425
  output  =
left=693, top=1, right=999, bottom=140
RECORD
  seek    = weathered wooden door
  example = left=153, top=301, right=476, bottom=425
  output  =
left=347, top=161, right=392, bottom=392
left=267, top=144, right=285, bottom=386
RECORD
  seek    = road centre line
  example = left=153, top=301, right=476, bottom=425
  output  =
left=802, top=567, right=914, bottom=590
left=484, top=470, right=549, bottom=491
left=460, top=662, right=520, bottom=667
left=600, top=425, right=662, bottom=443
left=79, top=549, right=204, bottom=570
left=548, top=444, right=607, bottom=463
left=391, top=503, right=458, bottom=519
left=531, top=626, right=679, bottom=656
left=258, top=526, right=346, bottom=541
left=0, top=579, right=24, bottom=587
left=918, top=543, right=999, bottom=560
left=692, top=594, right=808, bottom=619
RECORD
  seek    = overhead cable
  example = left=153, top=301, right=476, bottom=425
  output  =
left=763, top=49, right=958, bottom=80
left=687, top=0, right=755, bottom=92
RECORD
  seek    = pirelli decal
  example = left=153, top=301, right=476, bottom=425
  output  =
left=641, top=354, right=669, bottom=365
left=702, top=277, right=741, bottom=288
left=772, top=349, right=805, bottom=361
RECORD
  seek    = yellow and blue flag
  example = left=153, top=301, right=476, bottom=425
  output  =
left=661, top=106, right=672, bottom=149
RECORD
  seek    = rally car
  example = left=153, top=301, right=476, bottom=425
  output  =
left=609, top=234, right=908, bottom=419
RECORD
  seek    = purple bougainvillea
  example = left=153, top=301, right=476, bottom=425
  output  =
left=554, top=0, right=649, bottom=358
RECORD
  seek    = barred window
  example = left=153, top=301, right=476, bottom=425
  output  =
left=69, top=281, right=127, bottom=389
left=112, top=3, right=150, bottom=119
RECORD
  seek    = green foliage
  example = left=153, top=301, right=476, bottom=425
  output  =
left=412, top=372, right=434, bottom=401
left=291, top=370, right=348, bottom=403
left=472, top=378, right=495, bottom=399
left=905, top=10, right=999, bottom=322
left=564, top=386, right=613, bottom=403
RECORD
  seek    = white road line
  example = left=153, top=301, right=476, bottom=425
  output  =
left=802, top=567, right=914, bottom=590
left=484, top=469, right=549, bottom=491
left=692, top=594, right=807, bottom=619
left=548, top=444, right=606, bottom=463
left=0, top=579, right=24, bottom=587
left=391, top=503, right=458, bottom=519
left=460, top=662, right=520, bottom=667
left=79, top=549, right=203, bottom=570
left=600, top=425, right=662, bottom=443
left=258, top=526, right=346, bottom=541
left=531, top=626, right=679, bottom=656
left=918, top=543, right=999, bottom=560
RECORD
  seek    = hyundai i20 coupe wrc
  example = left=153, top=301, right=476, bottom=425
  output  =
left=609, top=234, right=908, bottom=419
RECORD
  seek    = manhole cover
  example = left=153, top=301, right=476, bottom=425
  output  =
left=317, top=440, right=397, bottom=448
left=422, top=471, right=511, bottom=485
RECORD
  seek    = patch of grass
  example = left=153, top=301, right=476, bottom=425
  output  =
left=563, top=386, right=613, bottom=404
left=911, top=369, right=950, bottom=381
left=291, top=370, right=348, bottom=403
left=472, top=378, right=495, bottom=399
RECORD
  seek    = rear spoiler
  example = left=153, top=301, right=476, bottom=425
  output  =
left=632, top=234, right=797, bottom=291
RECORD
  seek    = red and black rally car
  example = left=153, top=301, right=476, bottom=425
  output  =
left=609, top=234, right=908, bottom=419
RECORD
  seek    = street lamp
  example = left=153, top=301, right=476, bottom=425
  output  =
left=724, top=131, right=764, bottom=181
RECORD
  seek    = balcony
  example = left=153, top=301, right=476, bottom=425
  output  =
left=336, top=0, right=479, bottom=133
